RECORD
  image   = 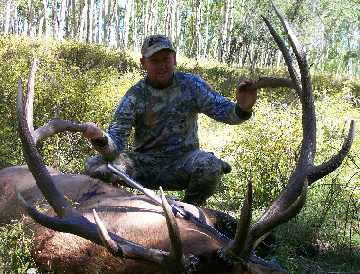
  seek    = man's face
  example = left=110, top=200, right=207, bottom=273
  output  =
left=140, top=49, right=177, bottom=86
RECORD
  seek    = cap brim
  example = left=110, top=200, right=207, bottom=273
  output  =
left=143, top=47, right=175, bottom=57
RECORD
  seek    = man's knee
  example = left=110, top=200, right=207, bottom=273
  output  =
left=185, top=151, right=231, bottom=181
left=179, top=151, right=232, bottom=205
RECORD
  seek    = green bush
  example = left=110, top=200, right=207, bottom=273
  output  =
left=0, top=35, right=359, bottom=273
left=0, top=219, right=36, bottom=273
left=0, top=35, right=140, bottom=172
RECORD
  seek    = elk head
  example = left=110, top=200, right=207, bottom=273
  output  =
left=14, top=1, right=354, bottom=274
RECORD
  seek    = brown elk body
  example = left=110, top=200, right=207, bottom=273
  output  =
left=1, top=2, right=355, bottom=274
left=0, top=166, right=245, bottom=273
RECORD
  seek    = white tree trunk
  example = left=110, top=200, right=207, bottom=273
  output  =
left=65, top=0, right=70, bottom=38
left=144, top=0, right=149, bottom=39
left=78, top=0, right=87, bottom=41
left=221, top=0, right=229, bottom=62
left=92, top=0, right=97, bottom=43
left=113, top=0, right=119, bottom=47
left=87, top=0, right=94, bottom=43
left=4, top=0, right=12, bottom=34
left=151, top=0, right=158, bottom=35
left=225, top=0, right=233, bottom=61
left=202, top=0, right=210, bottom=58
left=164, top=0, right=170, bottom=37
left=103, top=0, right=109, bottom=45
left=72, top=0, right=77, bottom=38
left=170, top=0, right=176, bottom=40
left=122, top=0, right=133, bottom=49
left=28, top=0, right=35, bottom=36
left=175, top=0, right=180, bottom=52
left=37, top=0, right=45, bottom=38
left=43, top=0, right=51, bottom=38
left=52, top=0, right=58, bottom=38
left=131, top=0, right=138, bottom=50
left=98, top=0, right=103, bottom=43
left=356, top=37, right=360, bottom=77
left=217, top=0, right=223, bottom=62
left=57, top=0, right=67, bottom=40
left=14, top=0, right=21, bottom=34
left=194, top=0, right=202, bottom=60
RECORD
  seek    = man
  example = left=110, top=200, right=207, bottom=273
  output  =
left=82, top=34, right=257, bottom=205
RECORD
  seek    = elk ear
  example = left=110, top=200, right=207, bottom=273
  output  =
left=160, top=187, right=185, bottom=271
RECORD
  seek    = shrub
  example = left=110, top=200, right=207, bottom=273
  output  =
left=0, top=35, right=359, bottom=273
left=0, top=219, right=37, bottom=273
left=0, top=35, right=140, bottom=172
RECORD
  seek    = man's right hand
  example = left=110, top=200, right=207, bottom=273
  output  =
left=82, top=122, right=105, bottom=140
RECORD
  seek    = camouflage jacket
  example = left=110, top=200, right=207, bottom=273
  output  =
left=91, top=71, right=252, bottom=159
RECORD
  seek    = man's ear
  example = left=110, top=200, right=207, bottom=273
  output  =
left=140, top=57, right=146, bottom=69
left=173, top=52, right=177, bottom=66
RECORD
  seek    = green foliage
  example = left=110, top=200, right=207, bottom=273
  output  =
left=0, top=35, right=140, bottom=172
left=0, top=219, right=36, bottom=273
left=58, top=40, right=137, bottom=73
left=0, top=35, right=359, bottom=273
left=202, top=101, right=302, bottom=209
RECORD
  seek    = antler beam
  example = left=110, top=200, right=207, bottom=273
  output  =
left=233, top=1, right=356, bottom=262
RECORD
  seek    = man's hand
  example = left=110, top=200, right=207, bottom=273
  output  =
left=82, top=122, right=105, bottom=140
left=236, top=79, right=257, bottom=112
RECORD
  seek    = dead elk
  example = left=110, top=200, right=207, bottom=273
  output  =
left=2, top=2, right=355, bottom=274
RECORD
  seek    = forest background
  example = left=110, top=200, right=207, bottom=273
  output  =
left=2, top=0, right=360, bottom=76
left=0, top=0, right=360, bottom=273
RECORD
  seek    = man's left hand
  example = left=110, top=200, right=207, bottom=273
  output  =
left=236, top=79, right=257, bottom=112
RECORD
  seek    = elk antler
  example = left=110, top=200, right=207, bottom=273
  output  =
left=221, top=181, right=252, bottom=259
left=228, top=1, right=355, bottom=262
left=16, top=67, right=188, bottom=272
left=19, top=58, right=87, bottom=144
left=243, top=77, right=295, bottom=90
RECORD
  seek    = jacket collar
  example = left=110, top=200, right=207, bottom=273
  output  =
left=145, top=74, right=174, bottom=90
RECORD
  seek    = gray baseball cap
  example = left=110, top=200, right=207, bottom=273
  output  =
left=141, top=35, right=175, bottom=57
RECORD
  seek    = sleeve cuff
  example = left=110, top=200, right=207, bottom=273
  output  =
left=235, top=104, right=253, bottom=120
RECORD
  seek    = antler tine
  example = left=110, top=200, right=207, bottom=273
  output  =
left=271, top=1, right=312, bottom=96
left=221, top=181, right=252, bottom=259
left=160, top=187, right=187, bottom=272
left=242, top=179, right=308, bottom=262
left=243, top=76, right=295, bottom=90
left=255, top=1, right=317, bottom=222
left=271, top=1, right=317, bottom=166
left=93, top=209, right=172, bottom=266
left=271, top=1, right=312, bottom=85
left=260, top=15, right=302, bottom=99
left=307, top=120, right=355, bottom=183
left=17, top=75, right=87, bottom=221
left=32, top=117, right=87, bottom=143
left=20, top=58, right=86, bottom=144
left=25, top=58, right=37, bottom=135
left=93, top=209, right=120, bottom=256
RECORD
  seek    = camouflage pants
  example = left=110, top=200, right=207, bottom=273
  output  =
left=83, top=150, right=231, bottom=205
